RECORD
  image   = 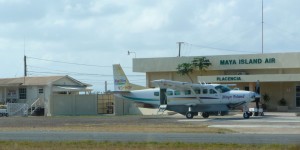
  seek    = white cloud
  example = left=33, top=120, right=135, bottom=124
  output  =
left=0, top=0, right=300, bottom=91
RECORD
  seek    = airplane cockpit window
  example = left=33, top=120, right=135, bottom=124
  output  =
left=209, top=89, right=217, bottom=94
left=154, top=92, right=159, bottom=96
left=215, top=85, right=231, bottom=93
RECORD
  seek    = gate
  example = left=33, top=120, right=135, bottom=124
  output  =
left=97, top=94, right=114, bottom=114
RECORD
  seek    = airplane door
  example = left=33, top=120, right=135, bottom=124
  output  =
left=209, top=89, right=220, bottom=104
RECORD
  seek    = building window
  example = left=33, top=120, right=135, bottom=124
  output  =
left=19, top=88, right=27, bottom=99
left=296, top=86, right=300, bottom=107
left=39, top=88, right=44, bottom=94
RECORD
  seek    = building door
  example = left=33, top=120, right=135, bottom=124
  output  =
left=296, top=86, right=300, bottom=107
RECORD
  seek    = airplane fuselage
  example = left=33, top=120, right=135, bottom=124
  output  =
left=120, top=84, right=255, bottom=107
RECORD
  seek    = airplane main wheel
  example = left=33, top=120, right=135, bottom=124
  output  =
left=202, top=112, right=209, bottom=118
left=243, top=112, right=250, bottom=119
left=249, top=112, right=253, bottom=116
left=186, top=112, right=194, bottom=119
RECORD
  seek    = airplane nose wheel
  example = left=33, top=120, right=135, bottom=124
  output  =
left=186, top=112, right=194, bottom=119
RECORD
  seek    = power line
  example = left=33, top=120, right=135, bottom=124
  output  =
left=27, top=56, right=131, bottom=68
left=183, top=42, right=256, bottom=54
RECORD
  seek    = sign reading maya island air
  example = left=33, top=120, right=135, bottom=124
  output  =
left=220, top=58, right=276, bottom=65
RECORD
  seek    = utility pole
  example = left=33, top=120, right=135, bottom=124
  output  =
left=105, top=81, right=107, bottom=93
left=177, top=42, right=184, bottom=57
left=262, top=0, right=264, bottom=54
left=24, top=55, right=27, bottom=77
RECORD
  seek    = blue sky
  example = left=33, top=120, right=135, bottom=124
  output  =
left=0, top=0, right=299, bottom=92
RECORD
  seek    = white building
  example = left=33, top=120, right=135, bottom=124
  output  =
left=0, top=75, right=92, bottom=116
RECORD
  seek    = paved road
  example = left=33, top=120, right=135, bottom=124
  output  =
left=0, top=131, right=299, bottom=144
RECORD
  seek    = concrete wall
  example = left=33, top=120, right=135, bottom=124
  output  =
left=50, top=94, right=97, bottom=116
left=133, top=52, right=300, bottom=72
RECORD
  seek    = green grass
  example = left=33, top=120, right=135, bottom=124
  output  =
left=0, top=141, right=298, bottom=150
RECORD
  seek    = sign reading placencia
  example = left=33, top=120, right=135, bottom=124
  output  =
left=217, top=76, right=241, bottom=81
left=220, top=58, right=275, bottom=65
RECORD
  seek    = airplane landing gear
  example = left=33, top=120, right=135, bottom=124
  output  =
left=202, top=112, right=209, bottom=118
left=243, top=112, right=250, bottom=119
left=242, top=104, right=251, bottom=119
left=186, top=112, right=194, bottom=119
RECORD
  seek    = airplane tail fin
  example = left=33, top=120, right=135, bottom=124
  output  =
left=113, top=64, right=147, bottom=91
left=113, top=64, right=132, bottom=91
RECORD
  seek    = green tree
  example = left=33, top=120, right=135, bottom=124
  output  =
left=192, top=57, right=212, bottom=75
left=176, top=63, right=194, bottom=83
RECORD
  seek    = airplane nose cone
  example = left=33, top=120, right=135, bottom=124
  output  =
left=249, top=92, right=260, bottom=99
left=255, top=93, right=261, bottom=98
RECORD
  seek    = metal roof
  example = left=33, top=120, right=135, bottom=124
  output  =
left=0, top=76, right=91, bottom=87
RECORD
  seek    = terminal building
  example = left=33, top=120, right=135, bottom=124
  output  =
left=132, top=52, right=300, bottom=112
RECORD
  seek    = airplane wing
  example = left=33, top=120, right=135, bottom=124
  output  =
left=152, top=79, right=204, bottom=103
left=151, top=79, right=196, bottom=90
left=112, top=91, right=131, bottom=94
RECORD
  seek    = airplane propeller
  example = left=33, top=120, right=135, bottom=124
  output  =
left=254, top=80, right=261, bottom=116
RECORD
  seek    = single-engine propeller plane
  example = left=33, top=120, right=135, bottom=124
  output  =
left=113, top=64, right=260, bottom=119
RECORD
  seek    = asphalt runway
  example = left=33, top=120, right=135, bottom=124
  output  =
left=0, top=131, right=299, bottom=144
left=0, top=112, right=299, bottom=144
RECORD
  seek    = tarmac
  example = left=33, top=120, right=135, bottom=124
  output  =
left=178, top=112, right=300, bottom=134
left=0, top=112, right=299, bottom=144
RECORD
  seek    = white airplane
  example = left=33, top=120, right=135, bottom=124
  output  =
left=113, top=64, right=259, bottom=119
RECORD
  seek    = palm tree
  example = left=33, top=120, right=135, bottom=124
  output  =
left=192, top=57, right=212, bottom=76
left=176, top=63, right=194, bottom=83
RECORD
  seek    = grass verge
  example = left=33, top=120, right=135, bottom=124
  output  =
left=0, top=124, right=233, bottom=133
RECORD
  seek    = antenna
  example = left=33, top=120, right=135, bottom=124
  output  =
left=24, top=37, right=27, bottom=77
left=262, top=0, right=264, bottom=54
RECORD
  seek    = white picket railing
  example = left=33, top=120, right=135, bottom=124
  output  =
left=30, top=98, right=44, bottom=115
left=7, top=103, right=28, bottom=116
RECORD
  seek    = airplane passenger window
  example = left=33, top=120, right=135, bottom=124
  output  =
left=174, top=91, right=181, bottom=95
left=203, top=89, right=208, bottom=94
left=167, top=91, right=173, bottom=96
left=185, top=90, right=191, bottom=95
left=195, top=89, right=201, bottom=94
left=154, top=92, right=159, bottom=96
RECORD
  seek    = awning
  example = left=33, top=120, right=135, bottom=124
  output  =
left=53, top=86, right=92, bottom=92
